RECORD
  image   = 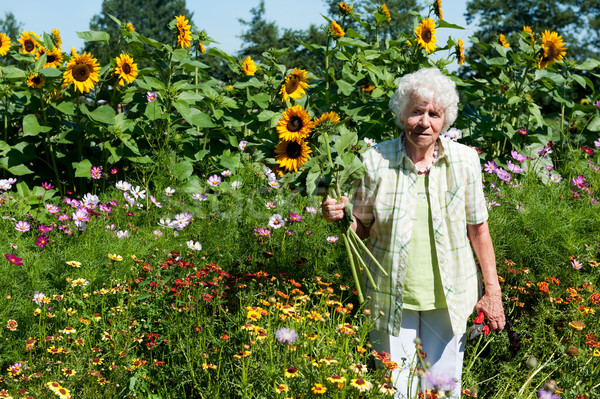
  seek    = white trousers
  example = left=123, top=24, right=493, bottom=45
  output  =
left=370, top=308, right=465, bottom=399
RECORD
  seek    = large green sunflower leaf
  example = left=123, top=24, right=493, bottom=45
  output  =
left=22, top=115, right=51, bottom=136
left=76, top=31, right=110, bottom=43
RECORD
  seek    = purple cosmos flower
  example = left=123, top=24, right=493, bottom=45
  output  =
left=147, top=91, right=158, bottom=102
left=275, top=327, right=298, bottom=345
left=326, top=235, right=339, bottom=243
left=596, top=100, right=600, bottom=110
left=518, top=129, right=528, bottom=135
left=496, top=168, right=511, bottom=183
left=425, top=372, right=456, bottom=393
left=582, top=145, right=595, bottom=155
left=511, top=151, right=527, bottom=163
left=238, top=140, right=248, bottom=151
left=221, top=170, right=232, bottom=177
left=570, top=175, right=587, bottom=189
left=268, top=214, right=285, bottom=229
left=483, top=161, right=498, bottom=174
left=266, top=201, right=276, bottom=209
left=538, top=146, right=553, bottom=158
left=41, top=182, right=53, bottom=190
left=572, top=259, right=583, bottom=270
left=506, top=160, right=523, bottom=174
left=5, top=254, right=23, bottom=266
left=90, top=166, right=102, bottom=180
left=192, top=193, right=208, bottom=201
left=207, top=174, right=221, bottom=187
left=15, top=220, right=31, bottom=233
left=110, top=168, right=118, bottom=175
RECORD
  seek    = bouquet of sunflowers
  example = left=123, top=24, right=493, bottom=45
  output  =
left=268, top=69, right=387, bottom=303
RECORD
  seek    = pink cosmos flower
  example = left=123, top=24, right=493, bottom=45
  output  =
left=147, top=91, right=158, bottom=102
left=35, top=235, right=49, bottom=249
left=41, top=182, right=53, bottom=190
left=90, top=166, right=102, bottom=180
left=5, top=254, right=23, bottom=266
left=207, top=175, right=221, bottom=187
left=15, top=220, right=31, bottom=233
left=483, top=161, right=498, bottom=174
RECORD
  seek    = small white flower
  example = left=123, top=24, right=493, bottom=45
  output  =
left=326, top=235, right=339, bottom=243
left=239, top=140, right=248, bottom=151
left=268, top=214, right=285, bottom=229
left=186, top=240, right=202, bottom=251
left=221, top=170, right=232, bottom=177
left=364, top=137, right=377, bottom=147
left=232, top=181, right=242, bottom=190
left=116, top=230, right=129, bottom=238
left=165, top=187, right=175, bottom=196
left=115, top=180, right=132, bottom=191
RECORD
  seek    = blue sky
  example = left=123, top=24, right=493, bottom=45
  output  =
left=2, top=0, right=473, bottom=64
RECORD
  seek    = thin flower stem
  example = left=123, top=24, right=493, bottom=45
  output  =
left=342, top=234, right=364, bottom=303
left=345, top=231, right=377, bottom=289
left=348, top=229, right=388, bottom=276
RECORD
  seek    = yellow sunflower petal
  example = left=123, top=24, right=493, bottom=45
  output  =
left=414, top=18, right=437, bottom=53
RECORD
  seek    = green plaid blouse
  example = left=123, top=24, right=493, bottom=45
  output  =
left=353, top=135, right=488, bottom=336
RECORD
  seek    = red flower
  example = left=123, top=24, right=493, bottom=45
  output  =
left=474, top=311, right=485, bottom=324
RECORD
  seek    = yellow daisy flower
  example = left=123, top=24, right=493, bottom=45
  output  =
left=276, top=105, right=314, bottom=142
left=114, top=53, right=138, bottom=86
left=331, top=21, right=345, bottom=38
left=27, top=73, right=45, bottom=89
left=63, top=49, right=100, bottom=93
left=311, top=383, right=327, bottom=394
left=242, top=56, right=256, bottom=76
left=275, top=139, right=312, bottom=173
left=280, top=68, right=309, bottom=102
left=414, top=18, right=437, bottom=53
left=0, top=32, right=11, bottom=56
left=17, top=30, right=39, bottom=54
left=499, top=33, right=510, bottom=48
left=538, top=30, right=567, bottom=69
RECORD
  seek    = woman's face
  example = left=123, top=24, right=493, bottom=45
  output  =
left=401, top=95, right=445, bottom=152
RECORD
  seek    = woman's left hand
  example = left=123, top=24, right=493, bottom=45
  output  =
left=474, top=289, right=505, bottom=332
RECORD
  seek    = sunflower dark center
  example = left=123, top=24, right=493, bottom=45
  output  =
left=73, top=63, right=91, bottom=82
left=285, top=141, right=303, bottom=159
left=32, top=76, right=42, bottom=84
left=24, top=39, right=35, bottom=52
left=47, top=54, right=56, bottom=63
left=423, top=29, right=432, bottom=43
left=546, top=44, right=558, bottom=60
left=122, top=63, right=131, bottom=74
left=287, top=116, right=303, bottom=132
left=285, top=76, right=300, bottom=94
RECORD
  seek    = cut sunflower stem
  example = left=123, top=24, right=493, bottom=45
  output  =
left=345, top=230, right=377, bottom=290
left=348, top=228, right=388, bottom=277
left=342, top=233, right=364, bottom=303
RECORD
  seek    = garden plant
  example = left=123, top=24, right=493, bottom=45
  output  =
left=1, top=1, right=600, bottom=398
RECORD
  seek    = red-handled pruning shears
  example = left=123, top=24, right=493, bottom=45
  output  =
left=468, top=311, right=490, bottom=339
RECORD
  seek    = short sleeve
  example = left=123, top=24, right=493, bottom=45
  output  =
left=464, top=148, right=488, bottom=225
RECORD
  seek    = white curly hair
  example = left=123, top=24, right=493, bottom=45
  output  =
left=388, top=68, right=459, bottom=132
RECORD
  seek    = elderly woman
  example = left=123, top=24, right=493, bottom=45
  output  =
left=322, top=68, right=505, bottom=398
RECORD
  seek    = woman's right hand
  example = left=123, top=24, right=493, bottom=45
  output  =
left=321, top=196, right=349, bottom=223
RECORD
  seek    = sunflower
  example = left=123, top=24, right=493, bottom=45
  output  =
left=276, top=105, right=314, bottom=142
left=199, top=42, right=206, bottom=53
left=36, top=47, right=63, bottom=68
left=63, top=50, right=100, bottom=93
left=0, top=33, right=11, bottom=56
left=114, top=53, right=138, bottom=86
left=538, top=30, right=567, bottom=69
left=17, top=31, right=39, bottom=54
left=433, top=0, right=443, bottom=20
left=414, top=18, right=437, bottom=53
left=175, top=15, right=192, bottom=48
left=51, top=28, right=62, bottom=49
left=339, top=2, right=352, bottom=14
left=275, top=140, right=312, bottom=173
left=522, top=26, right=535, bottom=43
left=331, top=21, right=345, bottom=38
left=456, top=39, right=465, bottom=66
left=380, top=4, right=391, bottom=22
left=314, top=111, right=340, bottom=127
left=27, top=73, right=45, bottom=89
left=499, top=34, right=510, bottom=48
left=280, top=68, right=309, bottom=102
left=242, top=56, right=256, bottom=76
